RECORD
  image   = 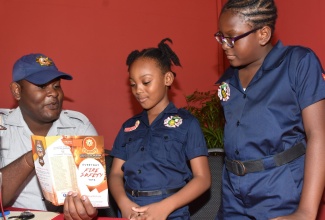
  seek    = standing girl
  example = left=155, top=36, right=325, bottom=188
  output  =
left=215, top=0, right=325, bottom=219
left=109, top=38, right=211, bottom=220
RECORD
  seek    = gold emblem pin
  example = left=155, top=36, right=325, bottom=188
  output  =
left=36, top=56, right=53, bottom=66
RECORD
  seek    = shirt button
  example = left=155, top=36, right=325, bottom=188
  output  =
left=235, top=150, right=239, bottom=155
left=141, top=147, right=144, bottom=151
left=236, top=121, right=240, bottom=126
left=137, top=169, right=141, bottom=174
left=243, top=94, right=247, bottom=99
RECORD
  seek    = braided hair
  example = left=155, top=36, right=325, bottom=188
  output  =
left=222, top=0, right=278, bottom=33
left=126, top=38, right=181, bottom=76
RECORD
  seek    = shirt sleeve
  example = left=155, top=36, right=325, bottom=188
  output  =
left=185, top=117, right=209, bottom=160
left=293, top=48, right=325, bottom=109
left=110, top=126, right=127, bottom=161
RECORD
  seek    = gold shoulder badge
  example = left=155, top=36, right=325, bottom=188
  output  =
left=218, top=82, right=230, bottom=101
left=164, top=115, right=182, bottom=128
left=36, top=56, right=53, bottom=66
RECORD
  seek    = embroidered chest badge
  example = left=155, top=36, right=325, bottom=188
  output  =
left=124, top=120, right=140, bottom=132
left=164, top=115, right=182, bottom=128
left=218, top=82, right=230, bottom=101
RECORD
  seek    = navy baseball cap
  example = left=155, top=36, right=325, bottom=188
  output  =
left=12, top=53, right=73, bottom=85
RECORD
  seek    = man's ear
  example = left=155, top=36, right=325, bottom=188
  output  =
left=165, top=71, right=175, bottom=87
left=258, top=26, right=272, bottom=46
left=10, top=82, right=21, bottom=100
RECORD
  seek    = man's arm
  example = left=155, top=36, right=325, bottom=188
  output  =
left=0, top=150, right=34, bottom=206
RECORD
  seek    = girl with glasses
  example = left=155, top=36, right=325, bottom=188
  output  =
left=215, top=0, right=325, bottom=219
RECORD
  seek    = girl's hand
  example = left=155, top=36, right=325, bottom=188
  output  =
left=119, top=200, right=140, bottom=219
left=130, top=202, right=169, bottom=220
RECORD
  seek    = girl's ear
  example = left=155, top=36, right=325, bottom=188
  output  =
left=10, top=82, right=22, bottom=100
left=258, top=26, right=272, bottom=46
left=165, top=71, right=175, bottom=87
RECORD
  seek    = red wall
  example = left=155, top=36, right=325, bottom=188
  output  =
left=1, top=0, right=324, bottom=150
left=275, top=0, right=325, bottom=63
left=1, top=0, right=325, bottom=218
left=0, top=0, right=219, bottom=148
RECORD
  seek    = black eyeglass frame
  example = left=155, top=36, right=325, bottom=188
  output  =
left=214, top=27, right=261, bottom=48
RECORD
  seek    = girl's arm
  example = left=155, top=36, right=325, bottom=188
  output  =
left=109, top=157, right=139, bottom=219
left=131, top=155, right=211, bottom=219
left=272, top=99, right=325, bottom=220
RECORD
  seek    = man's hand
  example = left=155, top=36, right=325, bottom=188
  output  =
left=63, top=191, right=98, bottom=220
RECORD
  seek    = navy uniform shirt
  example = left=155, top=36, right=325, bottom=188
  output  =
left=110, top=102, right=208, bottom=191
left=216, top=41, right=325, bottom=218
left=217, top=41, right=325, bottom=161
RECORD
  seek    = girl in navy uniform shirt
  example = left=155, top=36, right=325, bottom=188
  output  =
left=109, top=38, right=211, bottom=220
left=215, top=0, right=325, bottom=219
left=62, top=39, right=210, bottom=220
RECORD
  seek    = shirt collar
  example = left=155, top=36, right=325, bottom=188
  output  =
left=5, top=107, right=74, bottom=129
left=215, top=40, right=289, bottom=85
left=133, top=102, right=178, bottom=126
left=261, top=40, right=288, bottom=71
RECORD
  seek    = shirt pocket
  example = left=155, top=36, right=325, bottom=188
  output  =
left=124, top=131, right=146, bottom=160
left=221, top=100, right=232, bottom=122
left=151, top=131, right=186, bottom=165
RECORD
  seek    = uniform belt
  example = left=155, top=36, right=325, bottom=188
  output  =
left=225, top=142, right=305, bottom=176
left=125, top=186, right=182, bottom=197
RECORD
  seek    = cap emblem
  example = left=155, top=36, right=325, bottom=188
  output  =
left=36, top=56, right=53, bottom=66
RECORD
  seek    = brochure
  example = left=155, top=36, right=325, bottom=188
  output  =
left=31, top=135, right=109, bottom=207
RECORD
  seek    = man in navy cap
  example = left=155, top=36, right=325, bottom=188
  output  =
left=0, top=53, right=98, bottom=211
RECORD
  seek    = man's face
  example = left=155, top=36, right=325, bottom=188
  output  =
left=16, top=79, right=64, bottom=125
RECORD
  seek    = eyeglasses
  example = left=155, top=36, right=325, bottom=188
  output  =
left=214, top=27, right=261, bottom=48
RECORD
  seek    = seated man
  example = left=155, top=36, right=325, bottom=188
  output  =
left=0, top=53, right=98, bottom=211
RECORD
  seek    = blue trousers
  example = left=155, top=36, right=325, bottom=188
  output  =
left=216, top=156, right=304, bottom=220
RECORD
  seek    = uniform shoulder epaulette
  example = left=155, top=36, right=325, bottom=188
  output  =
left=0, top=108, right=13, bottom=116
left=0, top=109, right=12, bottom=130
left=61, top=110, right=90, bottom=124
left=178, top=108, right=192, bottom=118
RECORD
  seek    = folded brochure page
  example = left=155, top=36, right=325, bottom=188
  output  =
left=31, top=135, right=109, bottom=207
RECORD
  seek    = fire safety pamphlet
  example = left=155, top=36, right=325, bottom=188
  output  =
left=31, top=135, right=109, bottom=207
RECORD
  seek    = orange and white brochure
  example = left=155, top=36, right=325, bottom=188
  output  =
left=31, top=135, right=109, bottom=208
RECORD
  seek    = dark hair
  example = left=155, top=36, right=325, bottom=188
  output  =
left=126, top=38, right=181, bottom=76
left=222, top=0, right=278, bottom=33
